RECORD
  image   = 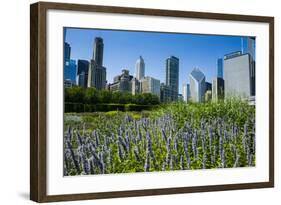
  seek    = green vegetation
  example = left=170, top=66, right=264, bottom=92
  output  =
left=65, top=87, right=160, bottom=105
left=64, top=99, right=255, bottom=175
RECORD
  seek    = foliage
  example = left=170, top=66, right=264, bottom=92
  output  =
left=65, top=87, right=160, bottom=105
left=65, top=103, right=156, bottom=112
left=63, top=99, right=255, bottom=176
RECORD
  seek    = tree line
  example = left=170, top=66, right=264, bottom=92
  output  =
left=65, top=87, right=160, bottom=105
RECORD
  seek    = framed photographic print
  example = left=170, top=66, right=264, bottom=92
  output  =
left=30, top=1, right=274, bottom=202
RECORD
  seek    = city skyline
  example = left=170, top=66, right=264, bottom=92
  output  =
left=64, top=27, right=250, bottom=94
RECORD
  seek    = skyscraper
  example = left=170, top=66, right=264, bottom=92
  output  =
left=217, top=58, right=223, bottom=78
left=166, top=56, right=179, bottom=101
left=212, top=77, right=224, bottom=102
left=64, top=59, right=76, bottom=83
left=160, top=83, right=172, bottom=102
left=93, top=37, right=104, bottom=66
left=189, top=68, right=206, bottom=103
left=182, top=83, right=190, bottom=102
left=241, top=37, right=256, bottom=61
left=63, top=42, right=76, bottom=84
left=109, top=69, right=134, bottom=92
left=135, top=56, right=145, bottom=80
left=76, top=60, right=89, bottom=88
left=224, top=52, right=255, bottom=98
left=141, top=76, right=160, bottom=97
left=64, top=42, right=71, bottom=62
left=88, top=37, right=107, bottom=89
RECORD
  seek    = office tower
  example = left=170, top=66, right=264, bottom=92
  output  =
left=109, top=69, right=134, bottom=92
left=241, top=37, right=256, bottom=96
left=217, top=58, right=223, bottom=78
left=182, top=83, right=190, bottom=102
left=205, top=82, right=212, bottom=92
left=141, top=76, right=160, bottom=97
left=93, top=37, right=104, bottom=66
left=189, top=68, right=206, bottom=103
left=160, top=83, right=172, bottom=102
left=212, top=77, right=224, bottom=101
left=88, top=37, right=107, bottom=89
left=76, top=60, right=89, bottom=88
left=76, top=72, right=87, bottom=88
left=135, top=56, right=145, bottom=80
left=131, top=78, right=141, bottom=95
left=63, top=42, right=76, bottom=84
left=77, top=60, right=89, bottom=76
left=224, top=51, right=242, bottom=60
left=241, top=37, right=256, bottom=61
left=64, top=59, right=76, bottom=84
left=64, top=42, right=71, bottom=62
left=166, top=56, right=179, bottom=101
left=224, top=52, right=255, bottom=98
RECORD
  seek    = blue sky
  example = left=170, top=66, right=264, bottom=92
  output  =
left=65, top=27, right=246, bottom=94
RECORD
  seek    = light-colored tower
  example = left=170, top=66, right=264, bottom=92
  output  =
left=135, top=56, right=145, bottom=80
left=183, top=83, right=190, bottom=102
left=224, top=53, right=254, bottom=98
left=189, top=68, right=206, bottom=103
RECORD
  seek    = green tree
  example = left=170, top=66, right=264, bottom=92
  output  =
left=84, top=87, right=99, bottom=104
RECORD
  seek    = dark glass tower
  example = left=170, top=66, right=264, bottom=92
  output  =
left=88, top=37, right=106, bottom=89
left=165, top=56, right=179, bottom=101
left=217, top=58, right=223, bottom=79
left=93, top=37, right=104, bottom=66
left=64, top=42, right=71, bottom=62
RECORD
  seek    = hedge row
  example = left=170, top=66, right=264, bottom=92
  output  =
left=65, top=103, right=155, bottom=113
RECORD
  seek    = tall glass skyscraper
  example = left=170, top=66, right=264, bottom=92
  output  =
left=93, top=37, right=104, bottom=66
left=64, top=59, right=77, bottom=83
left=166, top=56, right=179, bottom=101
left=135, top=56, right=145, bottom=80
left=76, top=60, right=89, bottom=88
left=182, top=83, right=190, bottom=102
left=241, top=37, right=256, bottom=61
left=217, top=58, right=223, bottom=79
left=64, top=42, right=71, bottom=62
left=88, top=37, right=107, bottom=89
left=63, top=42, right=76, bottom=84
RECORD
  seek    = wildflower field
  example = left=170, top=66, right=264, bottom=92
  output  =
left=63, top=99, right=255, bottom=176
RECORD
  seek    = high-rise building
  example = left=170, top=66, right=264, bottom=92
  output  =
left=166, top=56, right=179, bottom=101
left=141, top=76, right=160, bottom=97
left=76, top=60, right=89, bottom=88
left=64, top=42, right=71, bottom=62
left=76, top=72, right=87, bottom=88
left=160, top=83, right=172, bottom=102
left=93, top=37, right=104, bottom=66
left=64, top=59, right=76, bottom=84
left=108, top=69, right=133, bottom=93
left=189, top=68, right=206, bottom=103
left=182, top=83, right=190, bottom=102
left=131, top=78, right=141, bottom=95
left=135, top=56, right=145, bottom=80
left=212, top=77, right=224, bottom=101
left=77, top=60, right=89, bottom=76
left=205, top=82, right=212, bottom=92
left=224, top=53, right=255, bottom=98
left=241, top=37, right=256, bottom=61
left=88, top=37, right=107, bottom=89
left=63, top=42, right=76, bottom=84
left=224, top=51, right=242, bottom=60
left=217, top=58, right=223, bottom=78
